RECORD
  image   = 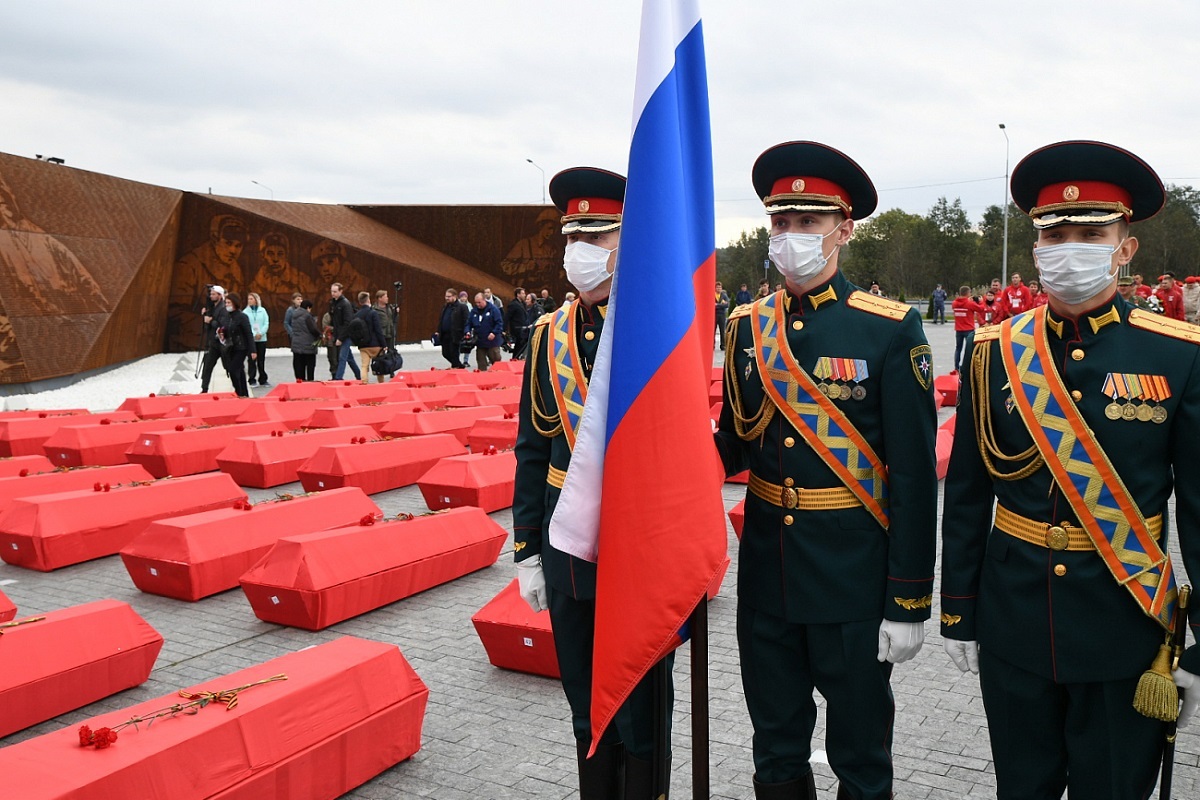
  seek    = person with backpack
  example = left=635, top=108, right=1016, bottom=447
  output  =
left=350, top=291, right=387, bottom=383
left=329, top=282, right=360, bottom=380
left=464, top=291, right=504, bottom=370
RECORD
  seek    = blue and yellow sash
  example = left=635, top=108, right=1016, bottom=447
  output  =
left=750, top=292, right=890, bottom=529
left=547, top=300, right=588, bottom=450
left=1000, top=306, right=1177, bottom=631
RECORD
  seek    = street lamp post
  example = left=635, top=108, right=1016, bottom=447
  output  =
left=525, top=159, right=546, bottom=205
left=250, top=180, right=274, bottom=200
left=999, top=123, right=1010, bottom=286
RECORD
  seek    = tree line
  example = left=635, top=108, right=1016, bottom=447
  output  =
left=716, top=185, right=1200, bottom=300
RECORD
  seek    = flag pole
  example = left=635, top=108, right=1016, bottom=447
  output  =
left=652, top=657, right=672, bottom=798
left=690, top=599, right=710, bottom=799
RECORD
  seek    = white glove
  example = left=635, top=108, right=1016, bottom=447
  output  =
left=1175, top=668, right=1200, bottom=728
left=877, top=619, right=924, bottom=663
left=516, top=555, right=548, bottom=613
left=944, top=639, right=980, bottom=675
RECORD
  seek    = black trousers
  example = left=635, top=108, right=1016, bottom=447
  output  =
left=292, top=351, right=316, bottom=381
left=547, top=586, right=672, bottom=759
left=324, top=344, right=338, bottom=378
left=738, top=605, right=895, bottom=797
left=227, top=349, right=250, bottom=397
left=200, top=345, right=225, bottom=392
left=979, top=648, right=1163, bottom=800
left=441, top=340, right=463, bottom=368
left=715, top=309, right=727, bottom=348
left=246, top=341, right=267, bottom=382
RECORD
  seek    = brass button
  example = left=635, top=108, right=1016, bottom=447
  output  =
left=1054, top=564, right=1067, bottom=577
left=584, top=331, right=596, bottom=341
left=784, top=436, right=795, bottom=448
left=791, top=320, right=803, bottom=331
left=1045, top=526, right=1069, bottom=551
left=783, top=477, right=795, bottom=487
left=783, top=514, right=794, bottom=525
left=1070, top=390, right=1082, bottom=401
left=1071, top=349, right=1085, bottom=361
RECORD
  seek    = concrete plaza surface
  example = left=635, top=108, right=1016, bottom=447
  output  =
left=1, top=324, right=1197, bottom=799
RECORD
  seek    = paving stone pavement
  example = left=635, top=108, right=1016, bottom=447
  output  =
left=1, top=327, right=1197, bottom=799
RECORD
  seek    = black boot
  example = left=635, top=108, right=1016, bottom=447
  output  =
left=834, top=783, right=858, bottom=800
left=624, top=752, right=671, bottom=799
left=752, top=772, right=817, bottom=800
left=578, top=739, right=624, bottom=800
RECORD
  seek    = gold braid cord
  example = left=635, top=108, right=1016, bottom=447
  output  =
left=971, top=340, right=1043, bottom=480
left=725, top=316, right=774, bottom=440
left=527, top=323, right=563, bottom=439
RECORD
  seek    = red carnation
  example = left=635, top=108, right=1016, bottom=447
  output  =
left=504, top=412, right=515, bottom=419
left=149, top=393, right=156, bottom=397
left=175, top=424, right=185, bottom=431
left=100, top=418, right=111, bottom=425
left=38, top=412, right=48, bottom=418
left=359, top=514, right=376, bottom=526
left=93, top=482, right=103, bottom=492
left=93, top=727, right=117, bottom=749
left=18, top=468, right=28, bottom=477
left=78, top=725, right=93, bottom=747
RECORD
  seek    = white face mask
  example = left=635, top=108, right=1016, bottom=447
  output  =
left=768, top=226, right=842, bottom=284
left=563, top=241, right=615, bottom=292
left=1033, top=241, right=1121, bottom=306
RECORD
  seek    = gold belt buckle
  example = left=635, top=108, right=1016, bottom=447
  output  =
left=780, top=487, right=799, bottom=509
left=1045, top=525, right=1069, bottom=551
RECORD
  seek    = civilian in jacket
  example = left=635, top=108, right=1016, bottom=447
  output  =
left=223, top=292, right=254, bottom=398
left=465, top=291, right=504, bottom=371
left=200, top=284, right=232, bottom=394
left=437, top=287, right=468, bottom=368
left=506, top=288, right=529, bottom=359
left=355, top=291, right=387, bottom=383
left=329, top=282, right=360, bottom=380
left=244, top=292, right=270, bottom=386
left=289, top=299, right=321, bottom=381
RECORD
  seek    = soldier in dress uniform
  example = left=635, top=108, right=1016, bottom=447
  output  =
left=512, top=166, right=669, bottom=799
left=941, top=140, right=1200, bottom=799
left=715, top=142, right=937, bottom=800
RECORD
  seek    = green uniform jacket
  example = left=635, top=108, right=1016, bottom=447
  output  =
left=941, top=295, right=1200, bottom=681
left=714, top=271, right=938, bottom=624
left=512, top=300, right=606, bottom=600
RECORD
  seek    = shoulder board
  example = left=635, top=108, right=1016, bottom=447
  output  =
left=846, top=291, right=910, bottom=322
left=1128, top=309, right=1200, bottom=344
left=973, top=324, right=1001, bottom=343
left=534, top=312, right=554, bottom=327
left=727, top=304, right=753, bottom=321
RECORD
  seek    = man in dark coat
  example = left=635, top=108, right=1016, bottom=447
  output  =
left=199, top=284, right=232, bottom=393
left=437, top=287, right=468, bottom=368
left=329, top=282, right=360, bottom=380
left=506, top=287, right=530, bottom=359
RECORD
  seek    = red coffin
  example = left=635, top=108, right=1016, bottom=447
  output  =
left=41, top=416, right=203, bottom=468
left=727, top=470, right=749, bottom=485
left=939, top=411, right=956, bottom=433
left=0, top=636, right=428, bottom=800
left=466, top=414, right=519, bottom=452
left=164, top=397, right=259, bottom=426
left=233, top=397, right=347, bottom=428
left=445, top=387, right=522, bottom=414
left=215, top=425, right=378, bottom=488
left=380, top=404, right=507, bottom=447
left=709, top=380, right=723, bottom=406
left=729, top=498, right=745, bottom=540
left=117, top=393, right=236, bottom=419
left=472, top=579, right=559, bottom=678
left=936, top=428, right=953, bottom=481
left=457, top=370, right=520, bottom=389
left=0, top=463, right=154, bottom=517
left=708, top=555, right=732, bottom=599
left=264, top=381, right=340, bottom=400
left=487, top=360, right=524, bottom=374
left=126, top=421, right=282, bottom=478
left=296, top=433, right=463, bottom=495
left=395, top=384, right=464, bottom=407
left=417, top=449, right=516, bottom=513
left=934, top=372, right=959, bottom=408
left=0, top=454, right=53, bottom=476
left=332, top=382, right=406, bottom=404
left=0, top=411, right=138, bottom=457
left=241, top=506, right=508, bottom=630
left=0, top=408, right=86, bottom=419
left=303, top=400, right=427, bottom=431
left=121, top=487, right=381, bottom=601
left=396, top=370, right=456, bottom=388
left=0, top=586, right=14, bottom=621
left=0, top=472, right=247, bottom=571
left=0, top=599, right=163, bottom=738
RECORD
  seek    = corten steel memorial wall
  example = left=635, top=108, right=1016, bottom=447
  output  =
left=0, top=152, right=531, bottom=385
left=0, top=153, right=182, bottom=384
left=352, top=205, right=569, bottom=304
left=168, top=195, right=513, bottom=351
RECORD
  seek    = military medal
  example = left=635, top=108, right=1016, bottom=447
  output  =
left=812, top=357, right=833, bottom=396
left=851, top=385, right=867, bottom=401
left=849, top=358, right=868, bottom=401
left=1104, top=403, right=1122, bottom=420
left=1144, top=373, right=1171, bottom=424
left=838, top=385, right=852, bottom=401
left=1121, top=404, right=1137, bottom=421
left=1136, top=404, right=1154, bottom=422
left=1152, top=406, right=1168, bottom=424
left=1102, top=373, right=1132, bottom=421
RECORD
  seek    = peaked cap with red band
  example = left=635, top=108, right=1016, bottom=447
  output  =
left=752, top=141, right=877, bottom=220
left=548, top=166, right=627, bottom=234
left=1011, top=140, right=1165, bottom=229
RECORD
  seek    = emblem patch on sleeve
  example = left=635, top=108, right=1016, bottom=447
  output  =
left=910, top=345, right=933, bottom=391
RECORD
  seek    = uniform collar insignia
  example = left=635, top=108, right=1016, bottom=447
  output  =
left=808, top=284, right=838, bottom=310
left=1045, top=311, right=1065, bottom=339
left=1088, top=305, right=1120, bottom=334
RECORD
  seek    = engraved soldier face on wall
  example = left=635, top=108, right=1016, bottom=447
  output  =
left=209, top=216, right=247, bottom=268
left=262, top=244, right=287, bottom=268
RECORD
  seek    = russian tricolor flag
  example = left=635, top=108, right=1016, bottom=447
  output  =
left=548, top=0, right=728, bottom=753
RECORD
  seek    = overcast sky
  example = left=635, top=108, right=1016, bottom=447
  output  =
left=4, top=1, right=1199, bottom=246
